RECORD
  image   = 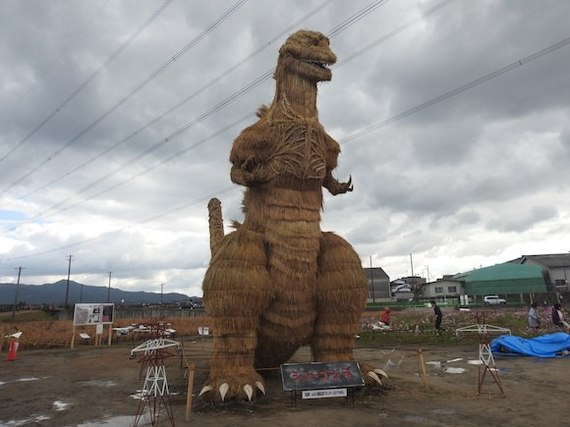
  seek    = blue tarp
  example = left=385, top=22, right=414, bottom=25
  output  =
left=490, top=332, right=570, bottom=358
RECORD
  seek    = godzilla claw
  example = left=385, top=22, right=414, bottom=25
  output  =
left=367, top=371, right=382, bottom=385
left=199, top=385, right=213, bottom=397
left=255, top=381, right=266, bottom=395
left=219, top=383, right=229, bottom=402
left=374, top=368, right=389, bottom=379
left=243, top=384, right=254, bottom=401
left=347, top=175, right=353, bottom=191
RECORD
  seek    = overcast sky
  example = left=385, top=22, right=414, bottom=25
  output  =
left=1, top=0, right=569, bottom=298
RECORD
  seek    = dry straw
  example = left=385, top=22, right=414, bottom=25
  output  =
left=201, top=30, right=368, bottom=402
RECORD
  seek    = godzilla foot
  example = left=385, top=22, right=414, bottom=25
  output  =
left=199, top=368, right=266, bottom=402
left=359, top=362, right=388, bottom=386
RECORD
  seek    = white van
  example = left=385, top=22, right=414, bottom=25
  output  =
left=483, top=295, right=506, bottom=305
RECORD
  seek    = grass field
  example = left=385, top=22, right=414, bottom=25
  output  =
left=2, top=304, right=560, bottom=351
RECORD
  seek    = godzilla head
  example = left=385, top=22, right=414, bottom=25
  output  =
left=277, top=30, right=336, bottom=83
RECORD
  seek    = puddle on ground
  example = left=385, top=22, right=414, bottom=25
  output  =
left=431, top=408, right=456, bottom=415
left=443, top=367, right=466, bottom=374
left=402, top=414, right=443, bottom=425
left=75, top=414, right=151, bottom=426
left=79, top=380, right=117, bottom=388
left=52, top=400, right=70, bottom=411
left=17, top=377, right=40, bottom=382
left=0, top=415, right=51, bottom=426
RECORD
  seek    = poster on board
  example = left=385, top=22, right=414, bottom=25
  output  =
left=73, top=303, right=115, bottom=326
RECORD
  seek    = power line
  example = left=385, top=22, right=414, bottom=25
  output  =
left=9, top=0, right=395, bottom=226
left=14, top=0, right=335, bottom=202
left=341, top=35, right=570, bottom=145
left=327, top=0, right=390, bottom=39
left=6, top=0, right=446, bottom=232
left=335, top=0, right=456, bottom=70
left=0, top=0, right=246, bottom=196
left=0, top=0, right=112, bottom=127
left=10, top=0, right=388, bottom=207
left=7, top=24, right=565, bottom=261
left=31, top=114, right=252, bottom=221
left=0, top=185, right=237, bottom=262
left=0, top=0, right=174, bottom=166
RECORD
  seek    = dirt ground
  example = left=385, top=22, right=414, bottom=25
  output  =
left=1, top=335, right=570, bottom=427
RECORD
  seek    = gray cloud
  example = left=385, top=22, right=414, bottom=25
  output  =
left=1, top=0, right=569, bottom=293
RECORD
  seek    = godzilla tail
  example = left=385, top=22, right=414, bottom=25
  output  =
left=207, top=198, right=224, bottom=256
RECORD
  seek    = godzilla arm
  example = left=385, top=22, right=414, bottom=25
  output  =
left=230, top=158, right=274, bottom=186
left=229, top=118, right=277, bottom=187
left=322, top=131, right=352, bottom=195
left=323, top=172, right=353, bottom=195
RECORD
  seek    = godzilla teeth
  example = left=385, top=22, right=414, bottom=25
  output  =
left=305, top=59, right=329, bottom=69
left=243, top=384, right=254, bottom=401
left=219, top=383, right=229, bottom=401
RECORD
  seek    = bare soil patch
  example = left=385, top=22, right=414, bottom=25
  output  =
left=2, top=334, right=570, bottom=426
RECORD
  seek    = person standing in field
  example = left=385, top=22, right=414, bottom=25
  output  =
left=431, top=301, right=443, bottom=334
left=380, top=307, right=391, bottom=327
left=528, top=302, right=541, bottom=331
left=552, top=303, right=570, bottom=330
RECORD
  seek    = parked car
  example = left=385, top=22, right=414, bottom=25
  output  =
left=483, top=295, right=506, bottom=305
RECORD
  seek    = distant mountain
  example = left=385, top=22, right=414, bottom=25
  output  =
left=0, top=279, right=194, bottom=306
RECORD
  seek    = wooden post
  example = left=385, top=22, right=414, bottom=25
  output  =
left=108, top=324, right=113, bottom=346
left=70, top=326, right=76, bottom=349
left=185, top=362, right=196, bottom=422
left=417, top=348, right=429, bottom=388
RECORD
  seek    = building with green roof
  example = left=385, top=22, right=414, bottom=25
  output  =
left=453, top=263, right=547, bottom=297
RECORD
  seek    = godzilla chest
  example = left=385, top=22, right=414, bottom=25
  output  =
left=273, top=122, right=327, bottom=180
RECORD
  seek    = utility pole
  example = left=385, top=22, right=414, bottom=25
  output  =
left=369, top=256, right=375, bottom=304
left=12, top=267, right=24, bottom=319
left=64, top=255, right=74, bottom=308
left=410, top=253, right=415, bottom=276
left=107, top=271, right=112, bottom=303
left=160, top=283, right=164, bottom=305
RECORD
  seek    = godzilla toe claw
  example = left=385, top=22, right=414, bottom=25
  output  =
left=367, top=371, right=382, bottom=385
left=374, top=368, right=389, bottom=379
left=219, top=383, right=229, bottom=401
left=199, top=385, right=213, bottom=397
left=243, top=384, right=254, bottom=401
left=255, top=381, right=266, bottom=395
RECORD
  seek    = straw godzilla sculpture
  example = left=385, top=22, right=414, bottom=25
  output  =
left=200, top=30, right=386, bottom=402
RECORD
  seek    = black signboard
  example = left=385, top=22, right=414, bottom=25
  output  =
left=280, top=361, right=364, bottom=391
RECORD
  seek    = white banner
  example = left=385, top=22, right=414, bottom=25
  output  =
left=302, top=388, right=347, bottom=399
left=73, top=303, right=115, bottom=326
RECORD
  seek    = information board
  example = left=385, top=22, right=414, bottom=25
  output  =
left=73, top=303, right=115, bottom=326
left=280, top=361, right=364, bottom=392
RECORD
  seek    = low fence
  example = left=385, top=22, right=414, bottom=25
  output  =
left=53, top=307, right=206, bottom=321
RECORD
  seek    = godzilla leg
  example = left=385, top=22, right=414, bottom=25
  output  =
left=201, top=228, right=271, bottom=401
left=312, top=232, right=387, bottom=385
left=312, top=232, right=366, bottom=361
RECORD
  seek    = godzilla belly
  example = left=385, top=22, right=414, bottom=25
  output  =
left=261, top=200, right=322, bottom=337
left=242, top=178, right=324, bottom=359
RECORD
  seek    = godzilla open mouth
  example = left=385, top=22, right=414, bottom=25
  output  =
left=304, top=58, right=333, bottom=71
left=293, top=57, right=334, bottom=81
left=308, top=59, right=330, bottom=68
